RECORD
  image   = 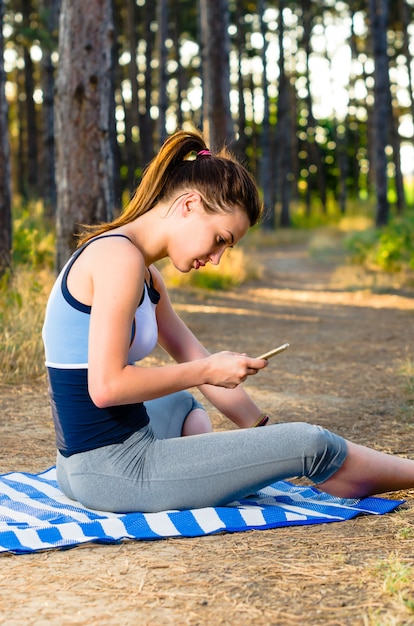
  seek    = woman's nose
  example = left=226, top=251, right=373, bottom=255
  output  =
left=208, top=250, right=224, bottom=266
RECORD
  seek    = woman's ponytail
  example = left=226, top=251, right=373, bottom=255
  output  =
left=76, top=128, right=262, bottom=245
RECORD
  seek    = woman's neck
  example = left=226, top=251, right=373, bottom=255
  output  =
left=119, top=207, right=169, bottom=266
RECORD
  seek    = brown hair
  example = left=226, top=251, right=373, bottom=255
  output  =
left=77, top=129, right=263, bottom=245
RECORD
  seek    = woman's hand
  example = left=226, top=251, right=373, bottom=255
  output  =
left=203, top=351, right=268, bottom=388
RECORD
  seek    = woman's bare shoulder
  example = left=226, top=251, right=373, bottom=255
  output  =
left=86, top=234, right=145, bottom=271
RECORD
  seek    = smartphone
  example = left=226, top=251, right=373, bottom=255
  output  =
left=257, top=343, right=290, bottom=360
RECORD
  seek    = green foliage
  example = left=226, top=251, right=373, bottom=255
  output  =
left=0, top=202, right=55, bottom=382
left=290, top=202, right=341, bottom=229
left=404, top=179, right=414, bottom=205
left=12, top=201, right=55, bottom=269
left=344, top=213, right=414, bottom=273
left=182, top=271, right=237, bottom=291
left=159, top=247, right=260, bottom=291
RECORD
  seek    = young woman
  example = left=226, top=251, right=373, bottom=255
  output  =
left=43, top=129, right=414, bottom=513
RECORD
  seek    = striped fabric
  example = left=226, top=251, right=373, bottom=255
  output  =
left=0, top=467, right=403, bottom=554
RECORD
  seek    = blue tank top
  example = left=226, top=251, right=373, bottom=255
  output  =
left=42, top=234, right=160, bottom=456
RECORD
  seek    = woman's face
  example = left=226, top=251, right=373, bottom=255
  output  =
left=169, top=193, right=250, bottom=273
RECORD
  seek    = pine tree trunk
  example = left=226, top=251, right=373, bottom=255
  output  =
left=369, top=0, right=391, bottom=226
left=259, top=0, right=273, bottom=229
left=276, top=1, right=292, bottom=228
left=171, top=0, right=185, bottom=130
left=234, top=0, right=247, bottom=159
left=138, top=0, right=155, bottom=166
left=199, top=0, right=234, bottom=150
left=156, top=0, right=168, bottom=145
left=0, top=0, right=12, bottom=275
left=122, top=0, right=140, bottom=192
left=39, top=0, right=61, bottom=217
left=21, top=0, right=39, bottom=197
left=55, top=0, right=115, bottom=270
left=302, top=0, right=327, bottom=213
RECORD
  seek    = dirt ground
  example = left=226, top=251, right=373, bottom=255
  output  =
left=0, top=237, right=414, bottom=625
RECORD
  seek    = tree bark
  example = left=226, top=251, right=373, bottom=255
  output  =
left=369, top=0, right=391, bottom=226
left=276, top=1, right=293, bottom=228
left=301, top=0, right=327, bottom=214
left=258, top=0, right=273, bottom=229
left=39, top=0, right=61, bottom=217
left=21, top=0, right=39, bottom=196
left=156, top=0, right=168, bottom=145
left=198, top=0, right=234, bottom=150
left=233, top=0, right=247, bottom=159
left=137, top=0, right=155, bottom=167
left=171, top=0, right=185, bottom=130
left=55, top=0, right=115, bottom=270
left=0, top=0, right=12, bottom=275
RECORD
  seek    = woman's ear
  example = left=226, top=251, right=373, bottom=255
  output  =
left=181, top=192, right=202, bottom=216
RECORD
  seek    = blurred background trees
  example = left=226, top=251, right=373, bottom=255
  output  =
left=0, top=0, right=12, bottom=274
left=1, top=0, right=414, bottom=271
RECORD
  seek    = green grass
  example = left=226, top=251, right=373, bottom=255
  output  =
left=375, top=554, right=414, bottom=615
left=0, top=266, right=54, bottom=382
left=0, top=201, right=55, bottom=383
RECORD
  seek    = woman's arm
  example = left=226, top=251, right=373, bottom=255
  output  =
left=85, top=241, right=265, bottom=408
left=152, top=266, right=267, bottom=427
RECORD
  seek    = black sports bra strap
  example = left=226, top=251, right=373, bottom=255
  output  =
left=147, top=267, right=161, bottom=305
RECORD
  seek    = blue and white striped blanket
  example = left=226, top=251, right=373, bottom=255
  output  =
left=0, top=467, right=403, bottom=554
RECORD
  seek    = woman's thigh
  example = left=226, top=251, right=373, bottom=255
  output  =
left=57, top=421, right=347, bottom=513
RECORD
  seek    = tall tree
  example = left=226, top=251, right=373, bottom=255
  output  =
left=170, top=0, right=185, bottom=130
left=39, top=0, right=60, bottom=216
left=54, top=0, right=115, bottom=270
left=137, top=0, right=155, bottom=166
left=301, top=0, right=327, bottom=214
left=108, top=1, right=121, bottom=208
left=258, top=1, right=274, bottom=229
left=399, top=0, right=414, bottom=146
left=0, top=0, right=12, bottom=276
left=123, top=0, right=140, bottom=192
left=386, top=2, right=406, bottom=215
left=198, top=0, right=233, bottom=150
left=396, top=0, right=414, bottom=188
left=275, top=1, right=293, bottom=228
left=21, top=0, right=39, bottom=196
left=233, top=0, right=248, bottom=159
left=156, top=0, right=168, bottom=145
left=368, top=0, right=391, bottom=226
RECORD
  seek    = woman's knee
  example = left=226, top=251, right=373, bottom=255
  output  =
left=145, top=391, right=206, bottom=439
left=297, top=423, right=348, bottom=482
left=182, top=407, right=212, bottom=436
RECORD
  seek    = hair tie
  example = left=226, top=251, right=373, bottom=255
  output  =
left=197, top=149, right=211, bottom=157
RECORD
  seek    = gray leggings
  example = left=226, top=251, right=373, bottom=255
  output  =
left=56, top=391, right=348, bottom=513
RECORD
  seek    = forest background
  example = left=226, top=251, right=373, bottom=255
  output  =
left=0, top=0, right=414, bottom=378
left=0, top=3, right=414, bottom=623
